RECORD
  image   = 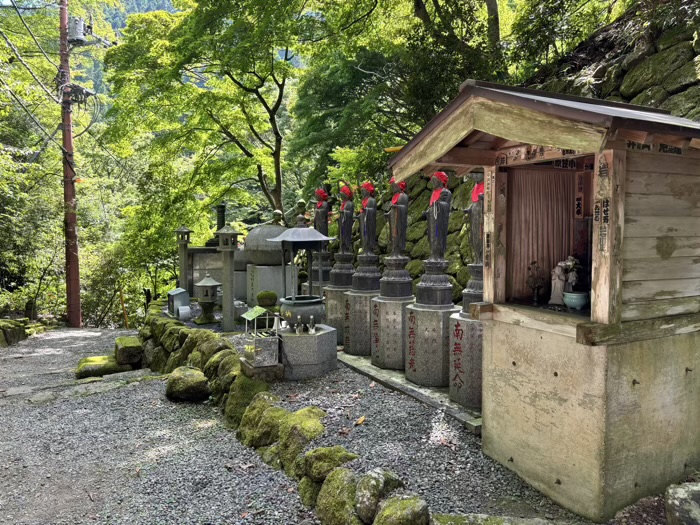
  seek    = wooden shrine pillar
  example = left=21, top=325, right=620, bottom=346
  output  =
left=483, top=165, right=507, bottom=304
left=591, top=149, right=626, bottom=324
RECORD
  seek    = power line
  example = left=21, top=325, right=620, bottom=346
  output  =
left=0, top=75, right=65, bottom=152
left=9, top=0, right=59, bottom=69
left=0, top=29, right=59, bottom=103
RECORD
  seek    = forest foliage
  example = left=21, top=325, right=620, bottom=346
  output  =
left=0, top=0, right=694, bottom=325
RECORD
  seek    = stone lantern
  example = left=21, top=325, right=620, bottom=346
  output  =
left=217, top=225, right=242, bottom=331
left=194, top=273, right=220, bottom=325
left=175, top=226, right=193, bottom=291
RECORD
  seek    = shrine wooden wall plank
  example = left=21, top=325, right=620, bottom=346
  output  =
left=621, top=151, right=700, bottom=321
left=483, top=166, right=496, bottom=303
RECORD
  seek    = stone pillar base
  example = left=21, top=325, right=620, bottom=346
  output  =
left=324, top=285, right=351, bottom=344
left=344, top=289, right=380, bottom=356
left=405, top=303, right=459, bottom=387
left=279, top=324, right=337, bottom=381
left=449, top=310, right=483, bottom=409
left=371, top=295, right=415, bottom=370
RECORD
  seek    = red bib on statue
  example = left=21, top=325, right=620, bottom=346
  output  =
left=430, top=188, right=443, bottom=206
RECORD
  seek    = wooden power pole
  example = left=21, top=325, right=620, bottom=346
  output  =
left=59, top=0, right=82, bottom=328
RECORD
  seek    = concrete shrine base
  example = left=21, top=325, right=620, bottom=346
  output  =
left=279, top=324, right=337, bottom=381
left=324, top=285, right=351, bottom=345
left=371, top=295, right=415, bottom=370
left=448, top=310, right=483, bottom=409
left=344, top=289, right=380, bottom=356
left=482, top=315, right=700, bottom=522
left=404, top=303, right=459, bottom=387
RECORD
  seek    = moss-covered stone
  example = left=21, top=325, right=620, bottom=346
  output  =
left=150, top=346, right=168, bottom=373
left=661, top=85, right=700, bottom=116
left=161, top=325, right=186, bottom=353
left=151, top=316, right=184, bottom=343
left=630, top=85, right=670, bottom=108
left=256, top=290, right=278, bottom=307
left=300, top=476, right=323, bottom=509
left=409, top=189, right=430, bottom=218
left=305, top=446, right=359, bottom=482
left=257, top=445, right=282, bottom=469
left=247, top=406, right=288, bottom=447
left=355, top=469, right=405, bottom=524
left=456, top=266, right=471, bottom=288
left=75, top=355, right=132, bottom=379
left=451, top=181, right=472, bottom=212
left=238, top=392, right=281, bottom=446
left=447, top=210, right=463, bottom=234
left=620, top=42, right=695, bottom=98
left=278, top=406, right=326, bottom=478
left=224, top=374, right=269, bottom=428
left=410, top=236, right=430, bottom=260
left=0, top=330, right=7, bottom=348
left=211, top=369, right=240, bottom=405
left=663, top=55, right=700, bottom=94
left=138, top=324, right=152, bottom=342
left=621, top=41, right=655, bottom=71
left=203, top=348, right=236, bottom=380
left=405, top=259, right=424, bottom=279
left=373, top=495, right=429, bottom=525
left=187, top=350, right=203, bottom=369
left=378, top=223, right=390, bottom=250
left=316, top=468, right=362, bottom=525
left=601, top=62, right=624, bottom=97
left=406, top=220, right=426, bottom=242
left=114, top=336, right=142, bottom=365
left=657, top=24, right=698, bottom=52
left=449, top=275, right=462, bottom=302
left=198, top=337, right=233, bottom=365
left=165, top=366, right=211, bottom=402
left=430, top=516, right=469, bottom=525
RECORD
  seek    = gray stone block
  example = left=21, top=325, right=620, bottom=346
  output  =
left=344, top=290, right=379, bottom=356
left=279, top=324, right=337, bottom=380
left=234, top=270, right=247, bottom=300
left=371, top=295, right=415, bottom=370
left=449, top=311, right=483, bottom=409
left=324, top=285, right=351, bottom=345
left=246, top=264, right=294, bottom=306
left=405, top=303, right=459, bottom=387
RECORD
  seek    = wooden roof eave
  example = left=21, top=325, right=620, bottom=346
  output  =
left=389, top=87, right=613, bottom=182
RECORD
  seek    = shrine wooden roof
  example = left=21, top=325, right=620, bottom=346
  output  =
left=389, top=80, right=700, bottom=181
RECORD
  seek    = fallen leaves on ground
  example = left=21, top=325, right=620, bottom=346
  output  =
left=355, top=415, right=366, bottom=426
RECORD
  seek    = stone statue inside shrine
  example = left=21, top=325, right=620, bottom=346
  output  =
left=338, top=185, right=355, bottom=254
left=314, top=188, right=330, bottom=236
left=464, top=171, right=485, bottom=264
left=357, top=181, right=377, bottom=254
left=387, top=176, right=408, bottom=257
left=549, top=265, right=566, bottom=305
left=425, top=171, right=452, bottom=261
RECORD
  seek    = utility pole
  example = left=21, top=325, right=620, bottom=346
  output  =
left=59, top=0, right=82, bottom=328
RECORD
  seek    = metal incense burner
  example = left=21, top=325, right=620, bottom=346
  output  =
left=267, top=213, right=334, bottom=331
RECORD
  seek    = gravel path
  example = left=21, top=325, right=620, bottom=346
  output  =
left=0, top=329, right=315, bottom=525
left=0, top=329, right=664, bottom=525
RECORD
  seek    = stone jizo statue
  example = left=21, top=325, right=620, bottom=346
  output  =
left=387, top=176, right=408, bottom=257
left=338, top=185, right=355, bottom=254
left=357, top=181, right=377, bottom=254
left=425, top=171, right=452, bottom=261
left=549, top=265, right=565, bottom=305
left=314, top=188, right=330, bottom=236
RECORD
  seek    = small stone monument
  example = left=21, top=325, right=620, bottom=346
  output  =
left=449, top=171, right=485, bottom=408
left=345, top=181, right=381, bottom=356
left=324, top=184, right=356, bottom=344
left=405, top=171, right=459, bottom=387
left=372, top=176, right=415, bottom=369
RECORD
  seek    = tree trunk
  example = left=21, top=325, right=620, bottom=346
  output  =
left=484, top=0, right=500, bottom=50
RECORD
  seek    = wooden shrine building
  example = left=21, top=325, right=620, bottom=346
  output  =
left=389, top=80, right=700, bottom=522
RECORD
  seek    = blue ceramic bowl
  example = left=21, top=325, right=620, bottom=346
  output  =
left=563, top=291, right=589, bottom=311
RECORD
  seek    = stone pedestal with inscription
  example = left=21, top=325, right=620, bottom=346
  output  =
left=325, top=252, right=355, bottom=345
left=405, top=303, right=459, bottom=387
left=279, top=324, right=337, bottom=381
left=371, top=295, right=415, bottom=370
left=324, top=285, right=350, bottom=345
left=344, top=289, right=379, bottom=356
left=449, top=310, right=482, bottom=408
